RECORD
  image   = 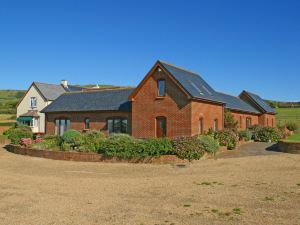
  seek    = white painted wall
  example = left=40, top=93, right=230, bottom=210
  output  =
left=17, top=85, right=52, bottom=133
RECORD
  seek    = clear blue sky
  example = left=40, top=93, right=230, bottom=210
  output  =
left=0, top=0, right=299, bottom=101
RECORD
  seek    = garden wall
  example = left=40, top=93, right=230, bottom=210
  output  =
left=5, top=145, right=188, bottom=164
left=278, top=141, right=300, bottom=154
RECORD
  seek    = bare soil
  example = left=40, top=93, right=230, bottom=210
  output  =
left=0, top=144, right=299, bottom=225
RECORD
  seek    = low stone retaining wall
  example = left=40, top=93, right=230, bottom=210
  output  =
left=5, top=145, right=188, bottom=164
left=278, top=141, right=300, bottom=154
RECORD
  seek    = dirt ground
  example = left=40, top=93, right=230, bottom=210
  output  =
left=0, top=144, right=300, bottom=225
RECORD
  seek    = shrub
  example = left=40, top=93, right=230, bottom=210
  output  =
left=198, top=135, right=219, bottom=154
left=99, top=134, right=141, bottom=159
left=255, top=127, right=281, bottom=142
left=224, top=109, right=238, bottom=131
left=140, top=138, right=174, bottom=156
left=238, top=130, right=252, bottom=141
left=172, top=136, right=205, bottom=161
left=32, top=135, right=61, bottom=150
left=215, top=129, right=238, bottom=150
left=248, top=125, right=262, bottom=140
left=20, top=138, right=32, bottom=146
left=7, top=127, right=33, bottom=145
left=79, top=130, right=105, bottom=152
left=285, top=121, right=298, bottom=132
left=61, top=130, right=82, bottom=149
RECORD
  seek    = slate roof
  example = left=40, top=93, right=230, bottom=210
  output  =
left=34, top=82, right=66, bottom=101
left=243, top=91, right=276, bottom=114
left=159, top=61, right=222, bottom=103
left=33, top=82, right=85, bottom=101
left=216, top=92, right=260, bottom=114
left=41, top=88, right=134, bottom=113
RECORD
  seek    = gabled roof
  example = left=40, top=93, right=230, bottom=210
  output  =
left=241, top=91, right=276, bottom=114
left=41, top=88, right=134, bottom=113
left=216, top=92, right=260, bottom=114
left=33, top=82, right=66, bottom=101
left=159, top=61, right=223, bottom=103
left=33, top=82, right=85, bottom=101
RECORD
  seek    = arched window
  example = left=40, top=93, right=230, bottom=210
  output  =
left=85, top=118, right=90, bottom=129
left=246, top=117, right=252, bottom=129
left=156, top=116, right=167, bottom=137
left=240, top=116, right=242, bottom=128
left=199, top=118, right=203, bottom=134
left=213, top=119, right=218, bottom=132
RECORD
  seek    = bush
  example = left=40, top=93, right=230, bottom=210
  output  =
left=7, top=127, right=33, bottom=145
left=61, top=130, right=82, bottom=149
left=79, top=130, right=105, bottom=152
left=215, top=129, right=238, bottom=150
left=285, top=121, right=298, bottom=132
left=172, top=136, right=204, bottom=161
left=238, top=130, right=252, bottom=141
left=99, top=134, right=141, bottom=159
left=140, top=138, right=174, bottom=156
left=198, top=135, right=219, bottom=154
left=248, top=125, right=262, bottom=140
left=224, top=109, right=238, bottom=131
left=32, top=135, right=61, bottom=150
left=255, top=127, right=281, bottom=142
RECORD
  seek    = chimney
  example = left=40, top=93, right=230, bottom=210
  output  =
left=61, top=80, right=68, bottom=88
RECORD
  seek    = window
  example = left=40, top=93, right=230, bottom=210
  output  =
left=240, top=116, right=242, bottom=128
left=85, top=118, right=90, bottom=129
left=156, top=116, right=166, bottom=137
left=267, top=118, right=269, bottom=126
left=213, top=119, right=218, bottom=132
left=30, top=97, right=37, bottom=108
left=272, top=118, right=274, bottom=127
left=107, top=118, right=128, bottom=134
left=199, top=118, right=203, bottom=134
left=55, top=119, right=70, bottom=136
left=157, top=80, right=166, bottom=97
left=246, top=117, right=252, bottom=129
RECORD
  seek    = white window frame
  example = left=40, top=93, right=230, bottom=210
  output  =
left=30, top=97, right=37, bottom=108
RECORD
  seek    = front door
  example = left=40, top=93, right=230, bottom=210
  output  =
left=156, top=117, right=166, bottom=138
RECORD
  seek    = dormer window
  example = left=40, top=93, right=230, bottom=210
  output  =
left=30, top=97, right=37, bottom=108
left=157, top=80, right=166, bottom=97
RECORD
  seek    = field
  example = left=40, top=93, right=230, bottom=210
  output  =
left=275, top=108, right=300, bottom=132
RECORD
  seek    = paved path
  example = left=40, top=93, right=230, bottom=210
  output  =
left=216, top=142, right=282, bottom=159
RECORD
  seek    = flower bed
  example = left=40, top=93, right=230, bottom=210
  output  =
left=6, top=144, right=188, bottom=164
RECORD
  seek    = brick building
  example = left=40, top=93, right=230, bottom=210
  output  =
left=42, top=61, right=276, bottom=138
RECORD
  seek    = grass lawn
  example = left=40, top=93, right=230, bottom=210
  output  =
left=276, top=108, right=300, bottom=131
left=284, top=133, right=300, bottom=142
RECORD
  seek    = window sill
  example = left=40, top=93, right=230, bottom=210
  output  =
left=155, top=96, right=165, bottom=100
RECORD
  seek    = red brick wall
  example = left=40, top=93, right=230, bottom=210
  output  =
left=230, top=111, right=259, bottom=130
left=259, top=113, right=276, bottom=127
left=45, top=111, right=131, bottom=135
left=131, top=67, right=192, bottom=138
left=191, top=100, right=224, bottom=136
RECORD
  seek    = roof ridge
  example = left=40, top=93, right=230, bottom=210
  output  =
left=33, top=81, right=61, bottom=86
left=63, top=87, right=135, bottom=94
left=158, top=60, right=200, bottom=76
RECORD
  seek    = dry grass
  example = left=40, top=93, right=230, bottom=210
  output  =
left=0, top=146, right=299, bottom=225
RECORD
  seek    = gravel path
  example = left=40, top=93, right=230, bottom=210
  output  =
left=0, top=145, right=300, bottom=225
left=216, top=142, right=282, bottom=159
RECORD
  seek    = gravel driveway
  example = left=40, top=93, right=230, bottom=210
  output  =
left=0, top=145, right=300, bottom=225
left=216, top=142, right=282, bottom=159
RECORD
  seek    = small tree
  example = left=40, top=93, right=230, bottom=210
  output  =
left=224, top=109, right=238, bottom=130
